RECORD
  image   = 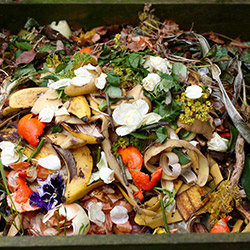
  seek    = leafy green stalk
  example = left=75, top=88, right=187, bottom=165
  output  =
left=27, top=138, right=46, bottom=162
left=160, top=200, right=170, bottom=233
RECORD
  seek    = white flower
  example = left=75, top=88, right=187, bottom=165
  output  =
left=142, top=73, right=161, bottom=91
left=50, top=20, right=71, bottom=39
left=48, top=78, right=71, bottom=90
left=0, top=141, right=27, bottom=166
left=88, top=202, right=105, bottom=227
left=110, top=206, right=129, bottom=225
left=185, top=85, right=203, bottom=99
left=37, top=155, right=61, bottom=170
left=95, top=73, right=107, bottom=89
left=207, top=132, right=229, bottom=152
left=38, top=105, right=56, bottom=123
left=113, top=99, right=161, bottom=136
left=144, top=56, right=172, bottom=74
left=88, top=152, right=114, bottom=185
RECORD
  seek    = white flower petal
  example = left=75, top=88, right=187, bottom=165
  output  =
left=48, top=78, right=71, bottom=90
left=71, top=76, right=93, bottom=86
left=95, top=73, right=107, bottom=89
left=207, top=132, right=229, bottom=152
left=0, top=141, right=26, bottom=166
left=38, top=105, right=56, bottom=123
left=142, top=73, right=161, bottom=91
left=38, top=155, right=61, bottom=170
left=88, top=202, right=105, bottom=227
left=99, top=168, right=114, bottom=184
left=115, top=125, right=137, bottom=136
left=132, top=99, right=149, bottom=116
left=97, top=152, right=108, bottom=170
left=88, top=172, right=101, bottom=185
left=74, top=65, right=95, bottom=77
left=185, top=85, right=203, bottom=100
left=142, top=112, right=161, bottom=125
left=110, top=206, right=129, bottom=225
left=50, top=20, right=71, bottom=39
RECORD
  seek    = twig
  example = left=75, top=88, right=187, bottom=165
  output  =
left=0, top=69, right=9, bottom=77
left=201, top=179, right=224, bottom=201
left=94, top=95, right=134, bottom=100
left=138, top=122, right=169, bottom=131
left=118, top=155, right=129, bottom=186
left=105, top=93, right=115, bottom=131
left=230, top=134, right=245, bottom=188
left=237, top=205, right=250, bottom=222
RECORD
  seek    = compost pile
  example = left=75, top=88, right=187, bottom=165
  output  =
left=0, top=5, right=250, bottom=236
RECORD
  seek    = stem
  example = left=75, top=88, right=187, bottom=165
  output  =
left=187, top=64, right=211, bottom=69
left=160, top=199, right=170, bottom=233
left=105, top=93, right=115, bottom=131
left=94, top=95, right=134, bottom=100
left=0, top=159, right=24, bottom=235
left=118, top=155, right=129, bottom=186
left=97, top=146, right=102, bottom=163
left=27, top=138, right=46, bottom=162
left=200, top=179, right=224, bottom=201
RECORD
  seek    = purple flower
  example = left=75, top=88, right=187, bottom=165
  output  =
left=30, top=171, right=65, bottom=212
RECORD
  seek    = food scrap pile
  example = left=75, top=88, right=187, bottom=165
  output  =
left=0, top=5, right=250, bottom=236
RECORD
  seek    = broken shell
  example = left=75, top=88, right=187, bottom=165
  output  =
left=43, top=203, right=90, bottom=235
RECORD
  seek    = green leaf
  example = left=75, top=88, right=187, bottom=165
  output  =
left=156, top=126, right=168, bottom=143
left=51, top=125, right=63, bottom=133
left=98, top=101, right=107, bottom=111
left=14, top=63, right=36, bottom=77
left=127, top=52, right=144, bottom=68
left=215, top=46, right=229, bottom=59
left=107, top=71, right=120, bottom=87
left=172, top=148, right=191, bottom=165
left=130, top=132, right=157, bottom=140
left=14, top=49, right=23, bottom=61
left=24, top=17, right=39, bottom=31
left=15, top=42, right=33, bottom=51
left=240, top=154, right=250, bottom=201
left=155, top=100, right=182, bottom=123
left=228, top=124, right=239, bottom=152
left=98, top=45, right=112, bottom=66
left=172, top=62, right=187, bottom=80
left=55, top=63, right=68, bottom=73
left=105, top=85, right=122, bottom=97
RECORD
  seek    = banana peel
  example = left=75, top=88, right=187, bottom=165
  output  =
left=176, top=185, right=208, bottom=221
left=135, top=207, right=183, bottom=228
left=62, top=122, right=104, bottom=144
left=46, top=133, right=87, bottom=149
left=9, top=87, right=48, bottom=109
left=64, top=79, right=97, bottom=96
left=1, top=106, right=21, bottom=117
left=55, top=145, right=93, bottom=203
left=67, top=96, right=91, bottom=122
